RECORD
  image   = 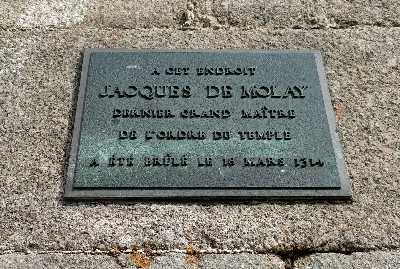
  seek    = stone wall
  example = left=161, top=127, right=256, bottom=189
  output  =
left=1, top=0, right=400, bottom=268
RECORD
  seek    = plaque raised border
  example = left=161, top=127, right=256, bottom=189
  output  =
left=64, top=49, right=352, bottom=200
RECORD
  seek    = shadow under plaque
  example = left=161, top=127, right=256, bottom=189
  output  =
left=64, top=49, right=352, bottom=200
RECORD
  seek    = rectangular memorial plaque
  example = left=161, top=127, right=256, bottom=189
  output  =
left=64, top=49, right=351, bottom=199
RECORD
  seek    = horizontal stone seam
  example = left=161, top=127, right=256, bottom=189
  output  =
left=1, top=246, right=399, bottom=256
left=1, top=249, right=261, bottom=256
left=1, top=23, right=400, bottom=33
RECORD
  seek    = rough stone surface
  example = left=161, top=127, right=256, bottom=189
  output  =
left=1, top=0, right=400, bottom=268
left=116, top=253, right=285, bottom=268
left=85, top=0, right=186, bottom=29
left=294, top=251, right=400, bottom=268
left=1, top=0, right=400, bottom=29
left=0, top=0, right=88, bottom=29
left=200, top=253, right=285, bottom=269
left=0, top=252, right=285, bottom=268
left=0, top=253, right=120, bottom=269
left=0, top=27, right=399, bottom=255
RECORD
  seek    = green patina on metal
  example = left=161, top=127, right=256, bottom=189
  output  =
left=64, top=49, right=351, bottom=199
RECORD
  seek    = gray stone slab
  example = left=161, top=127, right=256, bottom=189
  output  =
left=117, top=253, right=285, bottom=269
left=65, top=49, right=350, bottom=199
left=0, top=0, right=88, bottom=29
left=0, top=27, right=399, bottom=253
left=229, top=0, right=400, bottom=29
left=1, top=0, right=400, bottom=29
left=200, top=253, right=285, bottom=269
left=294, top=251, right=400, bottom=269
left=0, top=253, right=121, bottom=269
left=86, top=0, right=186, bottom=29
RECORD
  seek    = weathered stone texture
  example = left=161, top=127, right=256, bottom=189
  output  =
left=85, top=0, right=186, bottom=29
left=1, top=1, right=400, bottom=269
left=0, top=253, right=120, bottom=269
left=0, top=252, right=285, bottom=269
left=1, top=0, right=400, bottom=29
left=200, top=253, right=285, bottom=268
left=117, top=253, right=285, bottom=268
left=294, top=251, right=400, bottom=269
left=0, top=0, right=88, bottom=29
